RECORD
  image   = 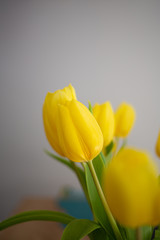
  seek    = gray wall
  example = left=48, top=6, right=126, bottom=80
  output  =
left=0, top=0, right=160, bottom=220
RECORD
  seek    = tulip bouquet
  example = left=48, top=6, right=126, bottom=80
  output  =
left=0, top=84, right=160, bottom=240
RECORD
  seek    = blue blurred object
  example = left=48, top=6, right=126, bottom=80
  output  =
left=57, top=187, right=93, bottom=221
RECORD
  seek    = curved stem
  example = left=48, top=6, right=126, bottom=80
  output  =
left=87, top=160, right=123, bottom=240
left=0, top=210, right=74, bottom=231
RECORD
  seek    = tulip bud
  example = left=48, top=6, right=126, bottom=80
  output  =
left=155, top=130, right=160, bottom=158
left=43, top=84, right=76, bottom=157
left=114, top=102, right=136, bottom=137
left=102, top=148, right=158, bottom=227
left=93, top=102, right=115, bottom=147
left=43, top=84, right=103, bottom=162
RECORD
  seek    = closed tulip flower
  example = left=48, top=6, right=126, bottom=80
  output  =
left=115, top=102, right=136, bottom=137
left=155, top=130, right=160, bottom=158
left=43, top=84, right=103, bottom=162
left=93, top=102, right=115, bottom=147
left=102, top=148, right=158, bottom=227
left=43, top=84, right=76, bottom=156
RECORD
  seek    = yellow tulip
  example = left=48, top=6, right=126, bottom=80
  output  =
left=102, top=148, right=158, bottom=227
left=43, top=84, right=103, bottom=162
left=43, top=84, right=76, bottom=156
left=114, top=102, right=136, bottom=137
left=155, top=130, right=160, bottom=158
left=93, top=102, right=115, bottom=147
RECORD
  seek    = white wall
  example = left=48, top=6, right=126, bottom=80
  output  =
left=0, top=0, right=160, bottom=220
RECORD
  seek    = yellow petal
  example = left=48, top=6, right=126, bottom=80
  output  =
left=43, top=105, right=64, bottom=156
left=103, top=148, right=158, bottom=227
left=67, top=100, right=103, bottom=161
left=46, top=84, right=76, bottom=108
left=93, top=102, right=115, bottom=146
left=115, top=102, right=136, bottom=137
left=43, top=84, right=77, bottom=156
left=155, top=130, right=160, bottom=158
left=63, top=84, right=77, bottom=100
left=56, top=103, right=87, bottom=162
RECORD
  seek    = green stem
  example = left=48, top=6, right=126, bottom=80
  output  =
left=112, top=137, right=120, bottom=157
left=136, top=228, right=142, bottom=240
left=81, top=162, right=86, bottom=171
left=87, top=160, right=123, bottom=240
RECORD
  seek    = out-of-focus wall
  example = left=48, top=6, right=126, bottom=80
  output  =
left=0, top=0, right=160, bottom=220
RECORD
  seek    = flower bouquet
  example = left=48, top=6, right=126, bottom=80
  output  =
left=1, top=84, right=160, bottom=240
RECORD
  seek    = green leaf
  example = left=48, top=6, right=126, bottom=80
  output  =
left=84, top=161, right=115, bottom=239
left=105, top=141, right=114, bottom=155
left=85, top=154, right=125, bottom=240
left=61, top=219, right=101, bottom=240
left=44, top=149, right=73, bottom=170
left=104, top=151, right=113, bottom=165
left=125, top=228, right=136, bottom=240
left=152, top=226, right=160, bottom=240
left=0, top=210, right=75, bottom=231
left=141, top=226, right=153, bottom=240
left=44, top=150, right=92, bottom=213
left=88, top=101, right=93, bottom=114
left=45, top=149, right=86, bottom=187
left=117, top=224, right=127, bottom=240
left=89, top=227, right=109, bottom=240
left=70, top=161, right=91, bottom=210
left=92, top=153, right=105, bottom=183
left=124, top=226, right=154, bottom=240
left=44, top=150, right=85, bottom=184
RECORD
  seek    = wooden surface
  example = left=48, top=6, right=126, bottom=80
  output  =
left=0, top=198, right=64, bottom=240
left=0, top=197, right=89, bottom=240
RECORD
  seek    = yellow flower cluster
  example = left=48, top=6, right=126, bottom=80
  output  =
left=93, top=101, right=136, bottom=147
left=43, top=84, right=160, bottom=228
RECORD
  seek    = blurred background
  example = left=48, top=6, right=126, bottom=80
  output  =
left=0, top=0, right=160, bottom=220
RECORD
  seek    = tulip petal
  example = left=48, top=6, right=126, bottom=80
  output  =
left=63, top=84, right=77, bottom=100
left=156, top=130, right=160, bottom=158
left=56, top=103, right=87, bottom=162
left=43, top=105, right=64, bottom=156
left=43, top=84, right=77, bottom=157
left=67, top=100, right=103, bottom=161
left=93, top=102, right=115, bottom=146
left=115, top=102, right=136, bottom=137
left=103, top=148, right=158, bottom=227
